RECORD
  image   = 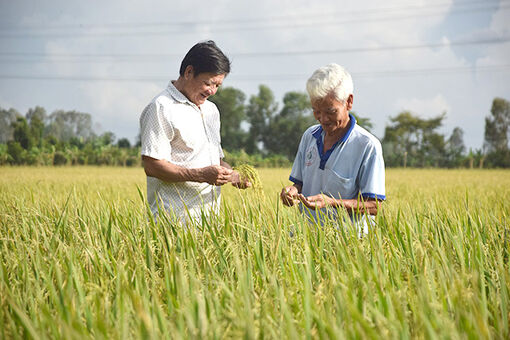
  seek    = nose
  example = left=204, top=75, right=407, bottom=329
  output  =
left=206, top=86, right=216, bottom=96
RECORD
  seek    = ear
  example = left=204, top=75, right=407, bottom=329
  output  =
left=346, top=94, right=354, bottom=111
left=184, top=65, right=194, bottom=80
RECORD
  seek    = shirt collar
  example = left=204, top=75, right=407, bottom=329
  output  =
left=311, top=114, right=357, bottom=170
left=312, top=113, right=357, bottom=143
left=167, top=81, right=192, bottom=105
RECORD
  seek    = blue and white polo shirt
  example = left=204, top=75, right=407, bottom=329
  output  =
left=289, top=114, right=385, bottom=226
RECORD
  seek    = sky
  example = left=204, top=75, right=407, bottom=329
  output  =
left=0, top=0, right=509, bottom=150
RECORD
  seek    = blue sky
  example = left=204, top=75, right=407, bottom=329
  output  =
left=1, top=0, right=509, bottom=150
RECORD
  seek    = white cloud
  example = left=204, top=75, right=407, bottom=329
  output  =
left=0, top=0, right=506, bottom=149
left=0, top=95, right=14, bottom=110
left=475, top=4, right=510, bottom=67
left=489, top=3, right=510, bottom=33
left=44, top=41, right=78, bottom=76
left=394, top=94, right=451, bottom=118
left=79, top=81, right=161, bottom=138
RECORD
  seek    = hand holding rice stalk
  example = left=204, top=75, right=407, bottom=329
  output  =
left=233, top=164, right=262, bottom=190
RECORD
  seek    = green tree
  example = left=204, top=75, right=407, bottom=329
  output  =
left=0, top=144, right=9, bottom=165
left=382, top=111, right=420, bottom=167
left=209, top=86, right=248, bottom=152
left=445, top=127, right=465, bottom=167
left=484, top=98, right=510, bottom=167
left=46, top=110, right=93, bottom=141
left=0, top=107, right=21, bottom=143
left=12, top=116, right=34, bottom=150
left=422, top=131, right=446, bottom=167
left=26, top=106, right=47, bottom=147
left=1, top=104, right=145, bottom=166
left=245, top=85, right=278, bottom=154
left=117, top=138, right=131, bottom=148
left=7, top=141, right=24, bottom=164
left=98, top=131, right=116, bottom=146
left=383, top=111, right=447, bottom=167
left=53, top=151, right=69, bottom=166
left=351, top=111, right=373, bottom=132
left=484, top=97, right=510, bottom=152
left=264, top=91, right=315, bottom=160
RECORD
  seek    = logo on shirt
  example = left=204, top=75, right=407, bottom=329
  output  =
left=305, top=147, right=315, bottom=166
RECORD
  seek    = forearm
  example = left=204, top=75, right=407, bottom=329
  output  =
left=293, top=183, right=302, bottom=193
left=220, top=159, right=232, bottom=169
left=142, top=156, right=204, bottom=183
left=335, top=198, right=381, bottom=216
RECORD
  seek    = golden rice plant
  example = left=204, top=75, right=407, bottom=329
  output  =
left=0, top=167, right=508, bottom=339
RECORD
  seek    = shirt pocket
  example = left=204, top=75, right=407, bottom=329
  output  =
left=323, top=169, right=357, bottom=199
left=173, top=114, right=207, bottom=149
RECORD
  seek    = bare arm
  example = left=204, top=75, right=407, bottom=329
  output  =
left=339, top=198, right=381, bottom=215
left=298, top=194, right=382, bottom=215
left=142, top=155, right=232, bottom=186
left=220, top=159, right=232, bottom=169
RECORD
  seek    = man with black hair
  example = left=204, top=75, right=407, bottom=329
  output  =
left=140, top=40, right=249, bottom=223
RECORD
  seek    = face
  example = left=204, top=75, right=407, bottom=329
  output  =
left=181, top=66, right=225, bottom=106
left=311, top=92, right=353, bottom=136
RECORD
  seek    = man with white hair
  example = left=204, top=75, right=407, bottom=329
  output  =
left=280, top=63, right=385, bottom=233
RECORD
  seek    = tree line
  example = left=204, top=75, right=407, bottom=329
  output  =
left=213, top=86, right=510, bottom=168
left=1, top=85, right=509, bottom=168
left=0, top=107, right=140, bottom=166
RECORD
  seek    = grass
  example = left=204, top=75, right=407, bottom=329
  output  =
left=0, top=167, right=509, bottom=339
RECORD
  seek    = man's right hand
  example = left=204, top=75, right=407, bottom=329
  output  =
left=280, top=185, right=299, bottom=206
left=142, top=156, right=235, bottom=185
left=200, top=165, right=233, bottom=186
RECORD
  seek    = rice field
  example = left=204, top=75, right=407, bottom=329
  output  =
left=0, top=167, right=509, bottom=339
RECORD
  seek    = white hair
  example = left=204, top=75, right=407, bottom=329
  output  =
left=306, top=63, right=354, bottom=102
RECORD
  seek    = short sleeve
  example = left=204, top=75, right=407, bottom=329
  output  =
left=214, top=106, right=224, bottom=159
left=358, top=141, right=386, bottom=200
left=289, top=133, right=307, bottom=186
left=205, top=102, right=224, bottom=159
left=140, top=101, right=174, bottom=160
left=218, top=144, right=224, bottom=159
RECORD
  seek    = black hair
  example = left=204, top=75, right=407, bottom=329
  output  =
left=179, top=40, right=231, bottom=77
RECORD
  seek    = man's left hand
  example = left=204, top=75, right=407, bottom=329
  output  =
left=230, top=171, right=251, bottom=189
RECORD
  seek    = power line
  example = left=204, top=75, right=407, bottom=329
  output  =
left=233, top=37, right=510, bottom=57
left=235, top=65, right=510, bottom=80
left=1, top=0, right=503, bottom=30
left=355, top=65, right=510, bottom=78
left=0, top=65, right=508, bottom=82
left=0, top=37, right=508, bottom=64
left=0, top=1, right=507, bottom=38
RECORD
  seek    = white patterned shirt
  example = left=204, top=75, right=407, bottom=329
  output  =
left=140, top=81, right=224, bottom=223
